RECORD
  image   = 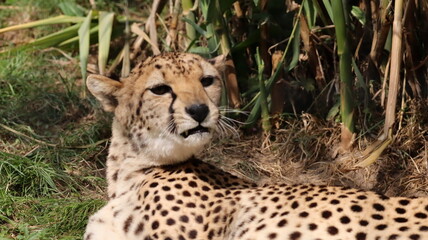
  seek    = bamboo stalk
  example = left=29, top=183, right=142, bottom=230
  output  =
left=167, top=0, right=181, bottom=50
left=259, top=0, right=271, bottom=74
left=145, top=0, right=167, bottom=54
left=199, top=0, right=217, bottom=52
left=206, top=0, right=240, bottom=108
left=383, top=0, right=404, bottom=138
left=224, top=59, right=241, bottom=108
left=331, top=0, right=355, bottom=150
left=244, top=3, right=304, bottom=127
left=402, top=0, right=422, bottom=98
left=369, top=0, right=391, bottom=67
left=269, top=50, right=287, bottom=128
left=121, top=0, right=130, bottom=78
left=300, top=13, right=325, bottom=88
left=213, top=0, right=231, bottom=55
left=181, top=0, right=196, bottom=48
left=255, top=48, right=271, bottom=134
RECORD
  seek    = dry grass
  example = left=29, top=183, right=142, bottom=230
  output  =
left=204, top=99, right=427, bottom=197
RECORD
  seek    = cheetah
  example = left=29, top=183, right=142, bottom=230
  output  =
left=84, top=52, right=428, bottom=240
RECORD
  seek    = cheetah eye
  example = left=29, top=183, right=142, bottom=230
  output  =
left=149, top=84, right=172, bottom=95
left=200, top=76, right=215, bottom=87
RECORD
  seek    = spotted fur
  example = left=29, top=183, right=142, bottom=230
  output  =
left=84, top=53, right=428, bottom=240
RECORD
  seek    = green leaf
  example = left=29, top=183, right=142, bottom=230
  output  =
left=182, top=17, right=209, bottom=37
left=59, top=24, right=98, bottom=46
left=0, top=15, right=84, bottom=34
left=303, top=0, right=317, bottom=28
left=98, top=11, right=115, bottom=75
left=255, top=48, right=271, bottom=132
left=231, top=31, right=260, bottom=52
left=1, top=24, right=81, bottom=54
left=351, top=6, right=366, bottom=25
left=188, top=46, right=211, bottom=56
left=300, top=78, right=316, bottom=91
left=58, top=1, right=87, bottom=17
left=204, top=0, right=234, bottom=23
left=199, top=0, right=220, bottom=52
left=244, top=3, right=305, bottom=126
left=245, top=95, right=262, bottom=126
left=78, top=10, right=92, bottom=94
left=352, top=57, right=366, bottom=91
left=199, top=0, right=210, bottom=18
left=218, top=0, right=235, bottom=13
left=327, top=101, right=340, bottom=121
left=384, top=28, right=392, bottom=52
left=321, top=0, right=333, bottom=22
left=206, top=0, right=217, bottom=23
left=284, top=22, right=301, bottom=72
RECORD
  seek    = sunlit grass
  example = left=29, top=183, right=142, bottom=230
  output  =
left=0, top=48, right=108, bottom=237
left=0, top=14, right=108, bottom=238
left=0, top=195, right=104, bottom=239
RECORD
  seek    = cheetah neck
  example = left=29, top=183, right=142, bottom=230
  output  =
left=105, top=120, right=138, bottom=198
left=106, top=119, right=203, bottom=198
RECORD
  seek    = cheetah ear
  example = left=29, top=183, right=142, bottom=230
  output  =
left=87, top=74, right=123, bottom=112
left=208, top=54, right=227, bottom=73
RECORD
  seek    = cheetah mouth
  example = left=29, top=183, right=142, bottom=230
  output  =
left=181, top=125, right=209, bottom=138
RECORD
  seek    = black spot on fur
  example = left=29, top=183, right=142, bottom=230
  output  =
left=372, top=214, right=383, bottom=220
left=299, top=211, right=309, bottom=217
left=373, top=203, right=385, bottom=211
left=359, top=220, right=369, bottom=226
left=291, top=201, right=299, bottom=209
left=351, top=205, right=363, bottom=212
left=151, top=220, right=159, bottom=230
left=322, top=210, right=332, bottom=219
left=277, top=219, right=287, bottom=227
left=134, top=222, right=144, bottom=235
left=123, top=215, right=133, bottom=233
left=328, top=226, right=339, bottom=235
left=410, top=234, right=420, bottom=240
left=376, top=224, right=388, bottom=230
left=340, top=216, right=351, bottom=224
left=308, top=223, right=317, bottom=230
left=355, top=232, right=367, bottom=240
left=290, top=231, right=301, bottom=240
left=415, top=212, right=427, bottom=219
left=394, top=217, right=408, bottom=223
left=399, top=199, right=410, bottom=206
left=396, top=208, right=406, bottom=214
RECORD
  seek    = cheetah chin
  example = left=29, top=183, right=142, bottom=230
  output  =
left=84, top=53, right=428, bottom=240
left=141, top=129, right=212, bottom=166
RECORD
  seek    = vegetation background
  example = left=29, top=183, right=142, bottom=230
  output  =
left=0, top=0, right=427, bottom=239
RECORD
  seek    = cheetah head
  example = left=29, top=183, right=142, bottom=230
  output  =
left=87, top=53, right=225, bottom=166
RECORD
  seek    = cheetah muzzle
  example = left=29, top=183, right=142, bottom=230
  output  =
left=84, top=52, right=428, bottom=240
left=181, top=125, right=209, bottom=138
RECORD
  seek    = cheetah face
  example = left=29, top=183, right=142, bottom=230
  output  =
left=87, top=53, right=224, bottom=166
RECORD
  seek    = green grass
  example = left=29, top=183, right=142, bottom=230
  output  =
left=0, top=50, right=108, bottom=239
left=0, top=195, right=104, bottom=240
left=0, top=151, right=65, bottom=197
left=0, top=3, right=113, bottom=235
left=0, top=14, right=109, bottom=237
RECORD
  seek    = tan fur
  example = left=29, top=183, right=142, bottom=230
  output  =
left=84, top=53, right=428, bottom=240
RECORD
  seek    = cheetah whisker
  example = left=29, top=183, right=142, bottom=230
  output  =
left=216, top=117, right=240, bottom=138
left=218, top=106, right=249, bottom=116
left=160, top=119, right=176, bottom=137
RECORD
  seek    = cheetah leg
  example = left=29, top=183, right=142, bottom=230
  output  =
left=84, top=205, right=125, bottom=240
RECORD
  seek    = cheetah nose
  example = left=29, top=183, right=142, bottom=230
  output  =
left=185, top=104, right=209, bottom=123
